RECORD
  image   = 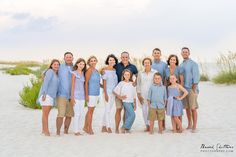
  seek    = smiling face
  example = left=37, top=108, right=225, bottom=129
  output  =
left=170, top=56, right=177, bottom=66
left=108, top=57, right=116, bottom=67
left=152, top=50, right=161, bottom=60
left=181, top=48, right=190, bottom=60
left=64, top=53, right=73, bottom=65
left=77, top=61, right=85, bottom=71
left=89, top=57, right=97, bottom=68
left=123, top=71, right=131, bottom=81
left=121, top=52, right=129, bottom=65
left=51, top=61, right=60, bottom=72
left=143, top=59, right=151, bottom=70
left=169, top=75, right=178, bottom=84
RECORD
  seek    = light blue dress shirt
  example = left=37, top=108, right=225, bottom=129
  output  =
left=180, top=59, right=200, bottom=92
left=147, top=84, right=167, bottom=109
left=151, top=60, right=167, bottom=81
left=38, top=69, right=59, bottom=99
left=57, top=63, right=73, bottom=99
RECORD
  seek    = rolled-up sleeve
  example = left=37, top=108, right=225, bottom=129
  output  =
left=192, top=63, right=200, bottom=84
left=42, top=69, right=53, bottom=95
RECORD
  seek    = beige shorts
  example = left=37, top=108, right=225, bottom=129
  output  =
left=148, top=108, right=165, bottom=121
left=56, top=96, right=74, bottom=117
left=115, top=97, right=123, bottom=109
left=183, top=89, right=199, bottom=109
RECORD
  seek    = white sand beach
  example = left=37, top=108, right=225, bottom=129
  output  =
left=0, top=71, right=235, bottom=157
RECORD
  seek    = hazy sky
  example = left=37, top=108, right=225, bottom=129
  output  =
left=0, top=0, right=235, bottom=62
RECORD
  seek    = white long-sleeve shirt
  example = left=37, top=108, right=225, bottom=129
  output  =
left=136, top=69, right=157, bottom=104
left=113, top=81, right=136, bottom=103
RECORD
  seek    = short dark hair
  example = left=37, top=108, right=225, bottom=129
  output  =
left=167, top=54, right=179, bottom=66
left=64, top=52, right=73, bottom=57
left=142, top=57, right=152, bottom=66
left=154, top=72, right=162, bottom=78
left=181, top=47, right=190, bottom=52
left=105, top=54, right=118, bottom=65
left=152, top=48, right=161, bottom=53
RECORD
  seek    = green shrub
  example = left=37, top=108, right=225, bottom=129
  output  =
left=200, top=74, right=210, bottom=81
left=5, top=65, right=32, bottom=75
left=19, top=78, right=42, bottom=109
left=213, top=52, right=236, bottom=84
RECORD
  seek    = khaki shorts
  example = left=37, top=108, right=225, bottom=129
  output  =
left=115, top=97, right=123, bottom=109
left=183, top=89, right=199, bottom=109
left=57, top=96, right=74, bottom=117
left=148, top=108, right=165, bottom=121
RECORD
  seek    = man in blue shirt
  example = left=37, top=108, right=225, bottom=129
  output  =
left=151, top=48, right=167, bottom=83
left=56, top=52, right=74, bottom=136
left=180, top=47, right=200, bottom=133
left=114, top=51, right=138, bottom=133
left=151, top=48, right=167, bottom=129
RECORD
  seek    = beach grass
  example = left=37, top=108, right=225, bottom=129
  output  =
left=0, top=60, right=42, bottom=67
left=19, top=78, right=42, bottom=109
left=213, top=52, right=236, bottom=84
left=4, top=65, right=32, bottom=75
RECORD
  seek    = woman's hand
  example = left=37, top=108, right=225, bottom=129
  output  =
left=86, top=95, right=89, bottom=103
left=42, top=94, right=46, bottom=101
left=175, top=96, right=182, bottom=101
left=105, top=94, right=109, bottom=102
left=137, top=94, right=144, bottom=105
left=70, top=97, right=75, bottom=106
left=119, top=95, right=127, bottom=100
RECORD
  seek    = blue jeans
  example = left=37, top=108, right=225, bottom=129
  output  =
left=122, top=102, right=136, bottom=130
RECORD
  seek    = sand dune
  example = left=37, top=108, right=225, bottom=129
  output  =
left=0, top=71, right=235, bottom=157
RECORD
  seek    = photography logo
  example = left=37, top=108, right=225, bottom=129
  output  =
left=200, top=143, right=234, bottom=153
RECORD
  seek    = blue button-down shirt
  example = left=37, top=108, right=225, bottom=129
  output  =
left=147, top=84, right=167, bottom=109
left=57, top=63, right=73, bottom=99
left=180, top=59, right=200, bottom=92
left=114, top=62, right=138, bottom=82
left=151, top=60, right=167, bottom=81
left=38, top=69, right=59, bottom=99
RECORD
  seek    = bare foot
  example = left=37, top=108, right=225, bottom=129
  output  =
left=158, top=130, right=163, bottom=134
left=107, top=128, right=112, bottom=133
left=75, top=132, right=83, bottom=136
left=144, top=125, right=150, bottom=132
left=191, top=129, right=197, bottom=133
left=120, top=128, right=125, bottom=134
left=149, top=130, right=154, bottom=135
left=56, top=131, right=60, bottom=136
left=186, top=126, right=192, bottom=130
left=64, top=130, right=69, bottom=134
left=115, top=130, right=119, bottom=134
left=101, top=126, right=107, bottom=133
left=44, top=132, right=50, bottom=136
left=172, top=130, right=177, bottom=133
left=125, top=130, right=131, bottom=134
left=83, top=127, right=89, bottom=134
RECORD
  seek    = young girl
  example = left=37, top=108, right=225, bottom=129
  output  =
left=38, top=59, right=60, bottom=136
left=70, top=58, right=87, bottom=136
left=113, top=69, right=136, bottom=133
left=84, top=56, right=101, bottom=135
left=166, top=74, right=188, bottom=133
left=101, top=54, right=118, bottom=133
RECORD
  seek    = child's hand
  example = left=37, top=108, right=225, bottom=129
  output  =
left=119, top=95, right=127, bottom=100
left=70, top=98, right=75, bottom=106
left=175, top=96, right=182, bottom=101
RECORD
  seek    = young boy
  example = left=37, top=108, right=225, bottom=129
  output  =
left=147, top=72, right=167, bottom=134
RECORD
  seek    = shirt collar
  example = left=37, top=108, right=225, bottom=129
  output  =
left=153, top=59, right=162, bottom=64
left=153, top=83, right=162, bottom=87
left=120, top=61, right=130, bottom=67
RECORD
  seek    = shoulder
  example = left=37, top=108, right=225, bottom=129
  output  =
left=45, top=69, right=54, bottom=75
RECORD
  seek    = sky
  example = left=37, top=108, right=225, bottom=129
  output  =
left=0, top=0, right=236, bottom=62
